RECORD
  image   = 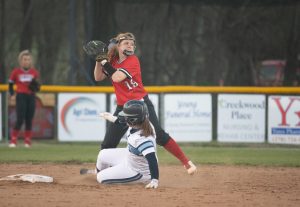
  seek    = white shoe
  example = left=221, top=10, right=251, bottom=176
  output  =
left=24, top=143, right=31, bottom=148
left=185, top=161, right=197, bottom=175
left=9, top=143, right=16, bottom=148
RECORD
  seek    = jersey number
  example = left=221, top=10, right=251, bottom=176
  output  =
left=125, top=79, right=138, bottom=90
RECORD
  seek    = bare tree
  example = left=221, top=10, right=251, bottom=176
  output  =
left=283, top=3, right=300, bottom=86
left=1, top=0, right=299, bottom=86
left=20, top=0, right=33, bottom=51
left=0, top=0, right=5, bottom=83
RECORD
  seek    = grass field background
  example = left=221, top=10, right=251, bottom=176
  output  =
left=0, top=141, right=299, bottom=167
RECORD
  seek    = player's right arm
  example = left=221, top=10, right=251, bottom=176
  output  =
left=8, top=69, right=16, bottom=96
left=8, top=81, right=14, bottom=96
left=94, top=62, right=107, bottom=81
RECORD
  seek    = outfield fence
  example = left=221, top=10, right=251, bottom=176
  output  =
left=1, top=84, right=300, bottom=145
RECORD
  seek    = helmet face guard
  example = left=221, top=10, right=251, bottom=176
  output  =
left=118, top=115, right=141, bottom=125
left=118, top=100, right=148, bottom=126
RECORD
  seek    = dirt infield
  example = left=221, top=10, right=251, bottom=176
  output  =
left=0, top=164, right=299, bottom=207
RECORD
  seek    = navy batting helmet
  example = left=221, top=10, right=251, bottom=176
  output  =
left=118, top=100, right=148, bottom=125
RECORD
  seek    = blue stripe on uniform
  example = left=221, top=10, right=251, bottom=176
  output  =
left=128, top=144, right=142, bottom=156
left=102, top=173, right=143, bottom=184
left=137, top=141, right=154, bottom=153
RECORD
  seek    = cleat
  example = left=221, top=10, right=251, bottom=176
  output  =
left=24, top=143, right=31, bottom=148
left=9, top=143, right=16, bottom=148
left=185, top=161, right=197, bottom=175
left=80, top=168, right=96, bottom=175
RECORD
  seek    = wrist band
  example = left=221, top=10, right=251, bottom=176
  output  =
left=102, top=62, right=116, bottom=77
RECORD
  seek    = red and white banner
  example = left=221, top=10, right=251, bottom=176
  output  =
left=268, top=96, right=300, bottom=144
left=9, top=96, right=55, bottom=139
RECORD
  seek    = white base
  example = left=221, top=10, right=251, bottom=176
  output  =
left=0, top=174, right=53, bottom=183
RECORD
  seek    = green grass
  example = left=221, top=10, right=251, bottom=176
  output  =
left=0, top=141, right=300, bottom=167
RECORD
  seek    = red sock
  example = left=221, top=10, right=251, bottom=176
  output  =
left=163, top=138, right=189, bottom=166
left=24, top=130, right=32, bottom=145
left=10, top=130, right=19, bottom=144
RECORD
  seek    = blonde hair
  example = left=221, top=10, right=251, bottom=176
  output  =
left=108, top=32, right=136, bottom=61
left=18, top=50, right=33, bottom=66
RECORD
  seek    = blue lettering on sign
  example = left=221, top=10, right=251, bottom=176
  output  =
left=165, top=101, right=211, bottom=119
left=166, top=109, right=210, bottom=118
left=84, top=108, right=97, bottom=115
left=166, top=111, right=191, bottom=118
left=73, top=108, right=98, bottom=117
left=178, top=101, right=197, bottom=109
left=272, top=128, right=300, bottom=135
left=73, top=108, right=82, bottom=116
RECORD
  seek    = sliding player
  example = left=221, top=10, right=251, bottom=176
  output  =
left=96, top=100, right=159, bottom=188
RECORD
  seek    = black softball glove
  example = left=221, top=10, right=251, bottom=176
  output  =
left=28, top=78, right=41, bottom=92
left=83, top=40, right=108, bottom=62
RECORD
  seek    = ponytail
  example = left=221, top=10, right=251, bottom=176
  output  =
left=140, top=118, right=154, bottom=137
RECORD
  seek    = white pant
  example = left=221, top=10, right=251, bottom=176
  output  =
left=96, top=148, right=150, bottom=184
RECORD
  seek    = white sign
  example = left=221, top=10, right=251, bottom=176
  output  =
left=217, top=94, right=266, bottom=143
left=58, top=93, right=106, bottom=141
left=163, top=94, right=212, bottom=142
left=109, top=94, right=159, bottom=118
left=0, top=94, right=2, bottom=141
left=268, top=96, right=300, bottom=144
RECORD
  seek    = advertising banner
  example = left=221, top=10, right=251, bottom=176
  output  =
left=58, top=93, right=106, bottom=141
left=217, top=94, right=266, bottom=143
left=163, top=94, right=212, bottom=142
left=268, top=96, right=300, bottom=144
left=9, top=94, right=55, bottom=139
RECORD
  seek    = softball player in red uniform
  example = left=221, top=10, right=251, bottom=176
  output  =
left=94, top=32, right=196, bottom=174
left=96, top=100, right=159, bottom=188
left=8, top=50, right=40, bottom=148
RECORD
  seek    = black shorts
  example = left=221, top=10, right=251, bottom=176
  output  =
left=101, top=95, right=170, bottom=149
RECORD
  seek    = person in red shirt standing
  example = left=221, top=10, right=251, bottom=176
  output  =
left=8, top=50, right=40, bottom=148
left=94, top=33, right=196, bottom=175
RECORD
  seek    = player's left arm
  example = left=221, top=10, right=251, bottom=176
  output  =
left=28, top=70, right=41, bottom=93
left=145, top=152, right=159, bottom=180
left=35, top=70, right=41, bottom=85
left=139, top=140, right=159, bottom=189
left=145, top=152, right=159, bottom=189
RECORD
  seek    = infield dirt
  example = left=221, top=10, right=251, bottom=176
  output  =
left=0, top=164, right=299, bottom=207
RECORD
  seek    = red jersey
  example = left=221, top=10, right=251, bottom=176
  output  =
left=9, top=68, right=39, bottom=94
left=111, top=55, right=147, bottom=106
